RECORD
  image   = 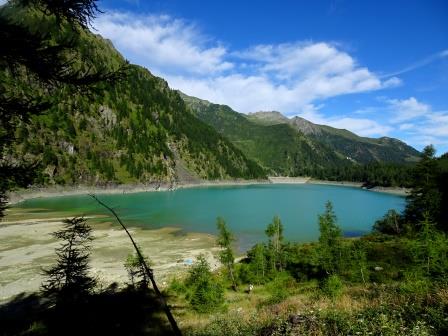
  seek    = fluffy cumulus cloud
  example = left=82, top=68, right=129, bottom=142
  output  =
left=94, top=12, right=399, bottom=115
left=95, top=12, right=232, bottom=76
left=293, top=104, right=392, bottom=137
left=384, top=97, right=448, bottom=150
left=387, top=97, right=431, bottom=122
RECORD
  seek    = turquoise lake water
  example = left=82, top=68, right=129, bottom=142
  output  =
left=15, top=184, right=405, bottom=250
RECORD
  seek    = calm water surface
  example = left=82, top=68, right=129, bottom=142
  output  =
left=16, top=184, right=405, bottom=250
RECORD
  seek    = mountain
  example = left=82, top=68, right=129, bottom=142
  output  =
left=248, top=113, right=420, bottom=164
left=5, top=11, right=266, bottom=185
left=180, top=93, right=420, bottom=176
left=179, top=93, right=352, bottom=176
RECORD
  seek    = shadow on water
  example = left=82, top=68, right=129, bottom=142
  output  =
left=0, top=285, right=176, bottom=336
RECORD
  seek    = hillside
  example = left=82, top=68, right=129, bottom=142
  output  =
left=181, top=93, right=420, bottom=176
left=4, top=8, right=266, bottom=186
left=180, top=94, right=351, bottom=176
left=247, top=111, right=420, bottom=164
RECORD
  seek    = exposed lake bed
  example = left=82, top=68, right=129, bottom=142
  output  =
left=0, top=208, right=219, bottom=302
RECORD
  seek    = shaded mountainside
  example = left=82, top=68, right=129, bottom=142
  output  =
left=181, top=93, right=420, bottom=177
left=6, top=32, right=266, bottom=185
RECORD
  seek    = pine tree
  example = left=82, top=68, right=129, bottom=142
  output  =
left=317, top=201, right=342, bottom=275
left=124, top=252, right=150, bottom=289
left=253, top=243, right=266, bottom=284
left=411, top=213, right=448, bottom=277
left=405, top=145, right=442, bottom=228
left=265, top=215, right=284, bottom=272
left=42, top=217, right=95, bottom=305
left=216, top=217, right=237, bottom=290
left=186, top=255, right=224, bottom=313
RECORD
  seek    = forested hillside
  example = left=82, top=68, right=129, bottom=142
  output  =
left=181, top=93, right=350, bottom=176
left=3, top=5, right=265, bottom=186
left=181, top=93, right=420, bottom=185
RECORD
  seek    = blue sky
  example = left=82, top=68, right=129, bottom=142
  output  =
left=95, top=0, right=448, bottom=154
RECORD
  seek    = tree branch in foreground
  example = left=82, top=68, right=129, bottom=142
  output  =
left=89, top=194, right=182, bottom=336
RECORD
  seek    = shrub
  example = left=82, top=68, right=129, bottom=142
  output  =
left=266, top=272, right=296, bottom=304
left=322, top=274, right=343, bottom=300
left=185, top=255, right=225, bottom=313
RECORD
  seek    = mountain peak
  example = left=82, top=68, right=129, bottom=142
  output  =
left=247, top=111, right=289, bottom=125
left=289, top=116, right=323, bottom=135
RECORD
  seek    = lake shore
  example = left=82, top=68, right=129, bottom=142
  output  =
left=0, top=208, right=220, bottom=303
left=6, top=177, right=409, bottom=205
left=6, top=179, right=270, bottom=205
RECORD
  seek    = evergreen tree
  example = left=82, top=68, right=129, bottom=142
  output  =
left=42, top=217, right=95, bottom=305
left=216, top=217, right=237, bottom=290
left=405, top=145, right=442, bottom=228
left=265, top=215, right=284, bottom=272
left=124, top=251, right=150, bottom=289
left=317, top=201, right=342, bottom=275
left=186, top=255, right=224, bottom=313
left=373, top=209, right=403, bottom=235
left=411, top=213, right=448, bottom=277
left=252, top=243, right=266, bottom=284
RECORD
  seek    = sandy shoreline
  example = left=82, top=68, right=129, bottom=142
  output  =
left=0, top=209, right=220, bottom=303
left=6, top=177, right=408, bottom=205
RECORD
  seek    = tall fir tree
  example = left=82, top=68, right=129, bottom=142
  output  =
left=216, top=217, right=237, bottom=290
left=317, top=201, right=342, bottom=275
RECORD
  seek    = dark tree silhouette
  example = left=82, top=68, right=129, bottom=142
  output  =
left=404, top=145, right=443, bottom=229
left=42, top=217, right=95, bottom=305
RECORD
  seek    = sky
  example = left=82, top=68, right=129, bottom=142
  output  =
left=94, top=0, right=448, bottom=154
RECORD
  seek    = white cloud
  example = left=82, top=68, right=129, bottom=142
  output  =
left=382, top=49, right=448, bottom=78
left=384, top=97, right=448, bottom=150
left=387, top=97, right=431, bottom=122
left=95, top=12, right=400, bottom=114
left=398, top=123, right=414, bottom=131
left=95, top=12, right=232, bottom=76
left=292, top=104, right=392, bottom=137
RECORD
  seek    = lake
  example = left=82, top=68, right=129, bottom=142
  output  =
left=15, top=184, right=405, bottom=251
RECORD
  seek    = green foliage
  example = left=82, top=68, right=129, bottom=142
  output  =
left=252, top=243, right=267, bottom=283
left=265, top=215, right=284, bottom=272
left=321, top=274, right=343, bottom=300
left=168, top=277, right=187, bottom=295
left=373, top=209, right=404, bottom=235
left=186, top=312, right=260, bottom=336
left=399, top=272, right=431, bottom=295
left=216, top=217, right=237, bottom=289
left=265, top=272, right=296, bottom=304
left=185, top=255, right=225, bottom=313
left=124, top=252, right=150, bottom=288
left=349, top=240, right=369, bottom=284
left=183, top=93, right=420, bottom=184
left=405, top=145, right=447, bottom=231
left=3, top=5, right=265, bottom=191
left=317, top=201, right=342, bottom=275
left=410, top=213, right=448, bottom=277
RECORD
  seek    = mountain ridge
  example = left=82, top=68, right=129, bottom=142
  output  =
left=180, top=92, right=420, bottom=179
